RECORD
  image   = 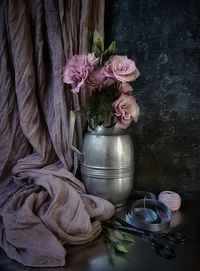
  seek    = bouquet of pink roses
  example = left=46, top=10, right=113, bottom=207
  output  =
left=63, top=31, right=140, bottom=129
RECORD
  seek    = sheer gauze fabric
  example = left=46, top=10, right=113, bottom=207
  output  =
left=0, top=0, right=114, bottom=267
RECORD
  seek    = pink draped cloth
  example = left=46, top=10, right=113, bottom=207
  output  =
left=0, top=0, right=114, bottom=267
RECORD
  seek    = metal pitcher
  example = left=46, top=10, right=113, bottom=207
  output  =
left=69, top=111, right=134, bottom=207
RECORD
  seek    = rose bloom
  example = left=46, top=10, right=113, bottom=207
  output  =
left=87, top=53, right=99, bottom=67
left=63, top=53, right=99, bottom=93
left=86, top=67, right=114, bottom=90
left=112, top=93, right=140, bottom=129
left=105, top=55, right=140, bottom=82
left=118, top=82, right=133, bottom=94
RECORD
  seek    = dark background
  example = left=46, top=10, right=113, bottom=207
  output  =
left=105, top=0, right=200, bottom=198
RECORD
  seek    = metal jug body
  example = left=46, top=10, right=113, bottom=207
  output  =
left=80, top=125, right=134, bottom=207
left=69, top=111, right=134, bottom=207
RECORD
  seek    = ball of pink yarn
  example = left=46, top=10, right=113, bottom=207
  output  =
left=158, top=191, right=181, bottom=212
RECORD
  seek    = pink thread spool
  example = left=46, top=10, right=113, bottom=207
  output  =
left=158, top=191, right=181, bottom=212
left=170, top=211, right=182, bottom=227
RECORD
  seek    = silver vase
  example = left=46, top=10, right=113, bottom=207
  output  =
left=69, top=111, right=134, bottom=207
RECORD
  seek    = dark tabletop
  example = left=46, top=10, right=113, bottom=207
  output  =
left=0, top=199, right=200, bottom=271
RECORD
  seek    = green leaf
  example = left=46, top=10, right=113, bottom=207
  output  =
left=123, top=234, right=135, bottom=244
left=93, top=44, right=102, bottom=57
left=104, top=41, right=116, bottom=56
left=92, top=31, right=104, bottom=55
left=113, top=230, right=124, bottom=241
left=115, top=242, right=128, bottom=254
left=108, top=231, right=120, bottom=243
left=98, top=36, right=104, bottom=52
left=93, top=30, right=99, bottom=41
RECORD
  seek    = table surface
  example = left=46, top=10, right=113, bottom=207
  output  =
left=0, top=199, right=200, bottom=271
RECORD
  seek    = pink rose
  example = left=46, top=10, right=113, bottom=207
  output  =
left=118, top=82, right=133, bottom=94
left=63, top=53, right=99, bottom=93
left=86, top=67, right=114, bottom=90
left=87, top=53, right=99, bottom=67
left=112, top=93, right=140, bottom=129
left=105, top=55, right=140, bottom=82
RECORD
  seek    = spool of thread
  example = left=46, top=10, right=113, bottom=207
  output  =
left=170, top=211, right=182, bottom=228
left=158, top=191, right=181, bottom=212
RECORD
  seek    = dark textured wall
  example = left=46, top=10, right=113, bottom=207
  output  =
left=105, top=0, right=200, bottom=198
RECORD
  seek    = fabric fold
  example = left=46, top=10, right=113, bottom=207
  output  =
left=1, top=163, right=114, bottom=267
left=0, top=0, right=115, bottom=267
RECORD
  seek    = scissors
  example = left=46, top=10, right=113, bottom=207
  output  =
left=104, top=215, right=186, bottom=259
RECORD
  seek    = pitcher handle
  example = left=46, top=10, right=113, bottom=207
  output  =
left=69, top=110, right=84, bottom=162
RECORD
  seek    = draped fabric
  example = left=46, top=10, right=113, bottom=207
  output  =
left=0, top=0, right=114, bottom=267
